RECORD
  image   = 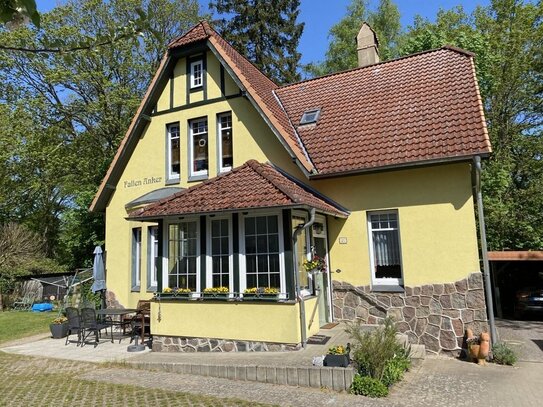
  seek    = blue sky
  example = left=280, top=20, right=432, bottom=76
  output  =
left=37, top=0, right=490, bottom=65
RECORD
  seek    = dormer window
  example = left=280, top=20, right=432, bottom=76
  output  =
left=300, top=108, right=321, bottom=125
left=190, top=59, right=203, bottom=89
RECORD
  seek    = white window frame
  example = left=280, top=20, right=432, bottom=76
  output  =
left=293, top=210, right=313, bottom=295
left=217, top=112, right=233, bottom=173
left=131, top=227, right=142, bottom=291
left=190, top=59, right=203, bottom=89
left=164, top=218, right=201, bottom=293
left=189, top=118, right=208, bottom=179
left=167, top=123, right=180, bottom=181
left=147, top=225, right=159, bottom=291
left=367, top=210, right=404, bottom=287
left=206, top=215, right=233, bottom=292
left=239, top=211, right=285, bottom=297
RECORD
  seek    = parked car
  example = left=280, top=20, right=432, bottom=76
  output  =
left=514, top=287, right=543, bottom=319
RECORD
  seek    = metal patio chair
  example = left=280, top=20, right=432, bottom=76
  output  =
left=65, top=307, right=82, bottom=346
left=80, top=307, right=112, bottom=347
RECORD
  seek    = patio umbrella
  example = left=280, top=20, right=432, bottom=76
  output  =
left=91, top=246, right=107, bottom=309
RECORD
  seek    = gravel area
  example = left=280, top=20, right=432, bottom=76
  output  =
left=495, top=318, right=543, bottom=362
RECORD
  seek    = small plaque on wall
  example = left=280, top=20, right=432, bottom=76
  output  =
left=339, top=237, right=348, bottom=244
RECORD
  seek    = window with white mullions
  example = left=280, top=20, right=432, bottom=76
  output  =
left=244, top=215, right=281, bottom=290
left=168, top=221, right=199, bottom=291
left=131, top=228, right=142, bottom=291
left=218, top=112, right=233, bottom=172
left=189, top=118, right=208, bottom=178
left=210, top=218, right=231, bottom=288
left=167, top=123, right=180, bottom=180
left=190, top=60, right=203, bottom=88
left=368, top=211, right=403, bottom=286
left=147, top=226, right=159, bottom=290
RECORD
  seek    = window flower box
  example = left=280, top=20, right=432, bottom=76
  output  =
left=160, top=288, right=193, bottom=299
left=202, top=287, right=230, bottom=299
left=243, top=287, right=279, bottom=300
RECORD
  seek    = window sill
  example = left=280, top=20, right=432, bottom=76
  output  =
left=189, top=86, right=203, bottom=93
left=188, top=174, right=208, bottom=183
left=165, top=177, right=180, bottom=186
left=371, top=285, right=404, bottom=293
left=131, top=286, right=141, bottom=293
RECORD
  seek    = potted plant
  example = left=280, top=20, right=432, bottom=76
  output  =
left=49, top=316, right=68, bottom=339
left=303, top=255, right=327, bottom=274
left=465, top=328, right=491, bottom=365
left=243, top=287, right=279, bottom=299
left=161, top=287, right=192, bottom=298
left=324, top=344, right=350, bottom=367
left=203, top=286, right=229, bottom=298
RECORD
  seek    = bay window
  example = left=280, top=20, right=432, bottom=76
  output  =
left=207, top=217, right=232, bottom=290
left=168, top=221, right=199, bottom=291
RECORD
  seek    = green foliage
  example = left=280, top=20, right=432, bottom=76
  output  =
left=0, top=0, right=201, bottom=270
left=381, top=347, right=411, bottom=387
left=0, top=0, right=40, bottom=28
left=305, top=0, right=401, bottom=77
left=492, top=342, right=518, bottom=365
left=210, top=0, right=304, bottom=84
left=346, top=317, right=406, bottom=381
left=350, top=374, right=389, bottom=398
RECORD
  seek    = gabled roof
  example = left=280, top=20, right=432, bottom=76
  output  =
left=170, top=22, right=313, bottom=173
left=129, top=160, right=349, bottom=219
left=91, top=21, right=491, bottom=213
left=275, top=47, right=491, bottom=176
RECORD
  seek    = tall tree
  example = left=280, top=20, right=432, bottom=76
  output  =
left=0, top=0, right=201, bottom=269
left=305, top=0, right=401, bottom=77
left=209, top=0, right=304, bottom=84
left=399, top=0, right=543, bottom=250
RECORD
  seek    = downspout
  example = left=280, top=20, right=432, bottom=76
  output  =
left=473, top=156, right=497, bottom=344
left=292, top=207, right=316, bottom=348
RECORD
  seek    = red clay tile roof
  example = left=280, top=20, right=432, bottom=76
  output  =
left=170, top=21, right=314, bottom=173
left=275, top=47, right=491, bottom=175
left=130, top=160, right=348, bottom=219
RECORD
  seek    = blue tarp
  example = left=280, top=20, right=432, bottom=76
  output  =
left=31, top=303, right=53, bottom=312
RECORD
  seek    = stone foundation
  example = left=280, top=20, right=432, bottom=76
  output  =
left=332, top=272, right=489, bottom=354
left=152, top=336, right=301, bottom=352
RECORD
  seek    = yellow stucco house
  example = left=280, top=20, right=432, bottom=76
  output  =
left=90, top=22, right=492, bottom=354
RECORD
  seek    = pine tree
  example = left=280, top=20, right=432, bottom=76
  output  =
left=209, top=0, right=304, bottom=84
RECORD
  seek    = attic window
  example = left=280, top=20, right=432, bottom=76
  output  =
left=300, top=109, right=321, bottom=125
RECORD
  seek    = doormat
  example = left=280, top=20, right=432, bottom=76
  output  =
left=307, top=334, right=331, bottom=345
left=320, top=322, right=339, bottom=329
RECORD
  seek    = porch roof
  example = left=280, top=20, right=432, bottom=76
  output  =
left=128, top=160, right=349, bottom=220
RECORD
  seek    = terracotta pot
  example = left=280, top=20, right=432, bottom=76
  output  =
left=478, top=332, right=490, bottom=365
left=468, top=343, right=480, bottom=362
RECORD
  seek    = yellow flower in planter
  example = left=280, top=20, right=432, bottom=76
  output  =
left=51, top=316, right=68, bottom=325
left=174, top=288, right=191, bottom=294
left=162, top=287, right=173, bottom=293
left=203, top=286, right=229, bottom=293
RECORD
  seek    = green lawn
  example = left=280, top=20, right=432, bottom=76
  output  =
left=0, top=310, right=56, bottom=344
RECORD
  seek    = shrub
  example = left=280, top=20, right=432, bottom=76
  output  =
left=350, top=374, right=388, bottom=398
left=346, top=317, right=405, bottom=380
left=492, top=342, right=517, bottom=365
left=381, top=347, right=411, bottom=387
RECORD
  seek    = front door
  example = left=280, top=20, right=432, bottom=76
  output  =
left=313, top=215, right=331, bottom=326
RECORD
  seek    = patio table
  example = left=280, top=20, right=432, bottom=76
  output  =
left=96, top=308, right=138, bottom=342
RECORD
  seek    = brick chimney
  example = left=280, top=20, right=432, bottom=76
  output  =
left=357, top=22, right=379, bottom=67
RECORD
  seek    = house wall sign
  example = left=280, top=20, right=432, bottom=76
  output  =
left=123, top=176, right=162, bottom=188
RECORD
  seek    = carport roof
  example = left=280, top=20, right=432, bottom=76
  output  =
left=488, top=251, right=543, bottom=261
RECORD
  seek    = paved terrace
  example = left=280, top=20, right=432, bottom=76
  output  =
left=2, top=319, right=542, bottom=406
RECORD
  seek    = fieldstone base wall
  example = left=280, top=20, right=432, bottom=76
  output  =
left=153, top=336, right=301, bottom=352
left=333, top=272, right=489, bottom=354
left=105, top=290, right=124, bottom=308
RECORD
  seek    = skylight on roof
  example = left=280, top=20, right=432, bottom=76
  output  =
left=300, top=108, right=321, bottom=125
